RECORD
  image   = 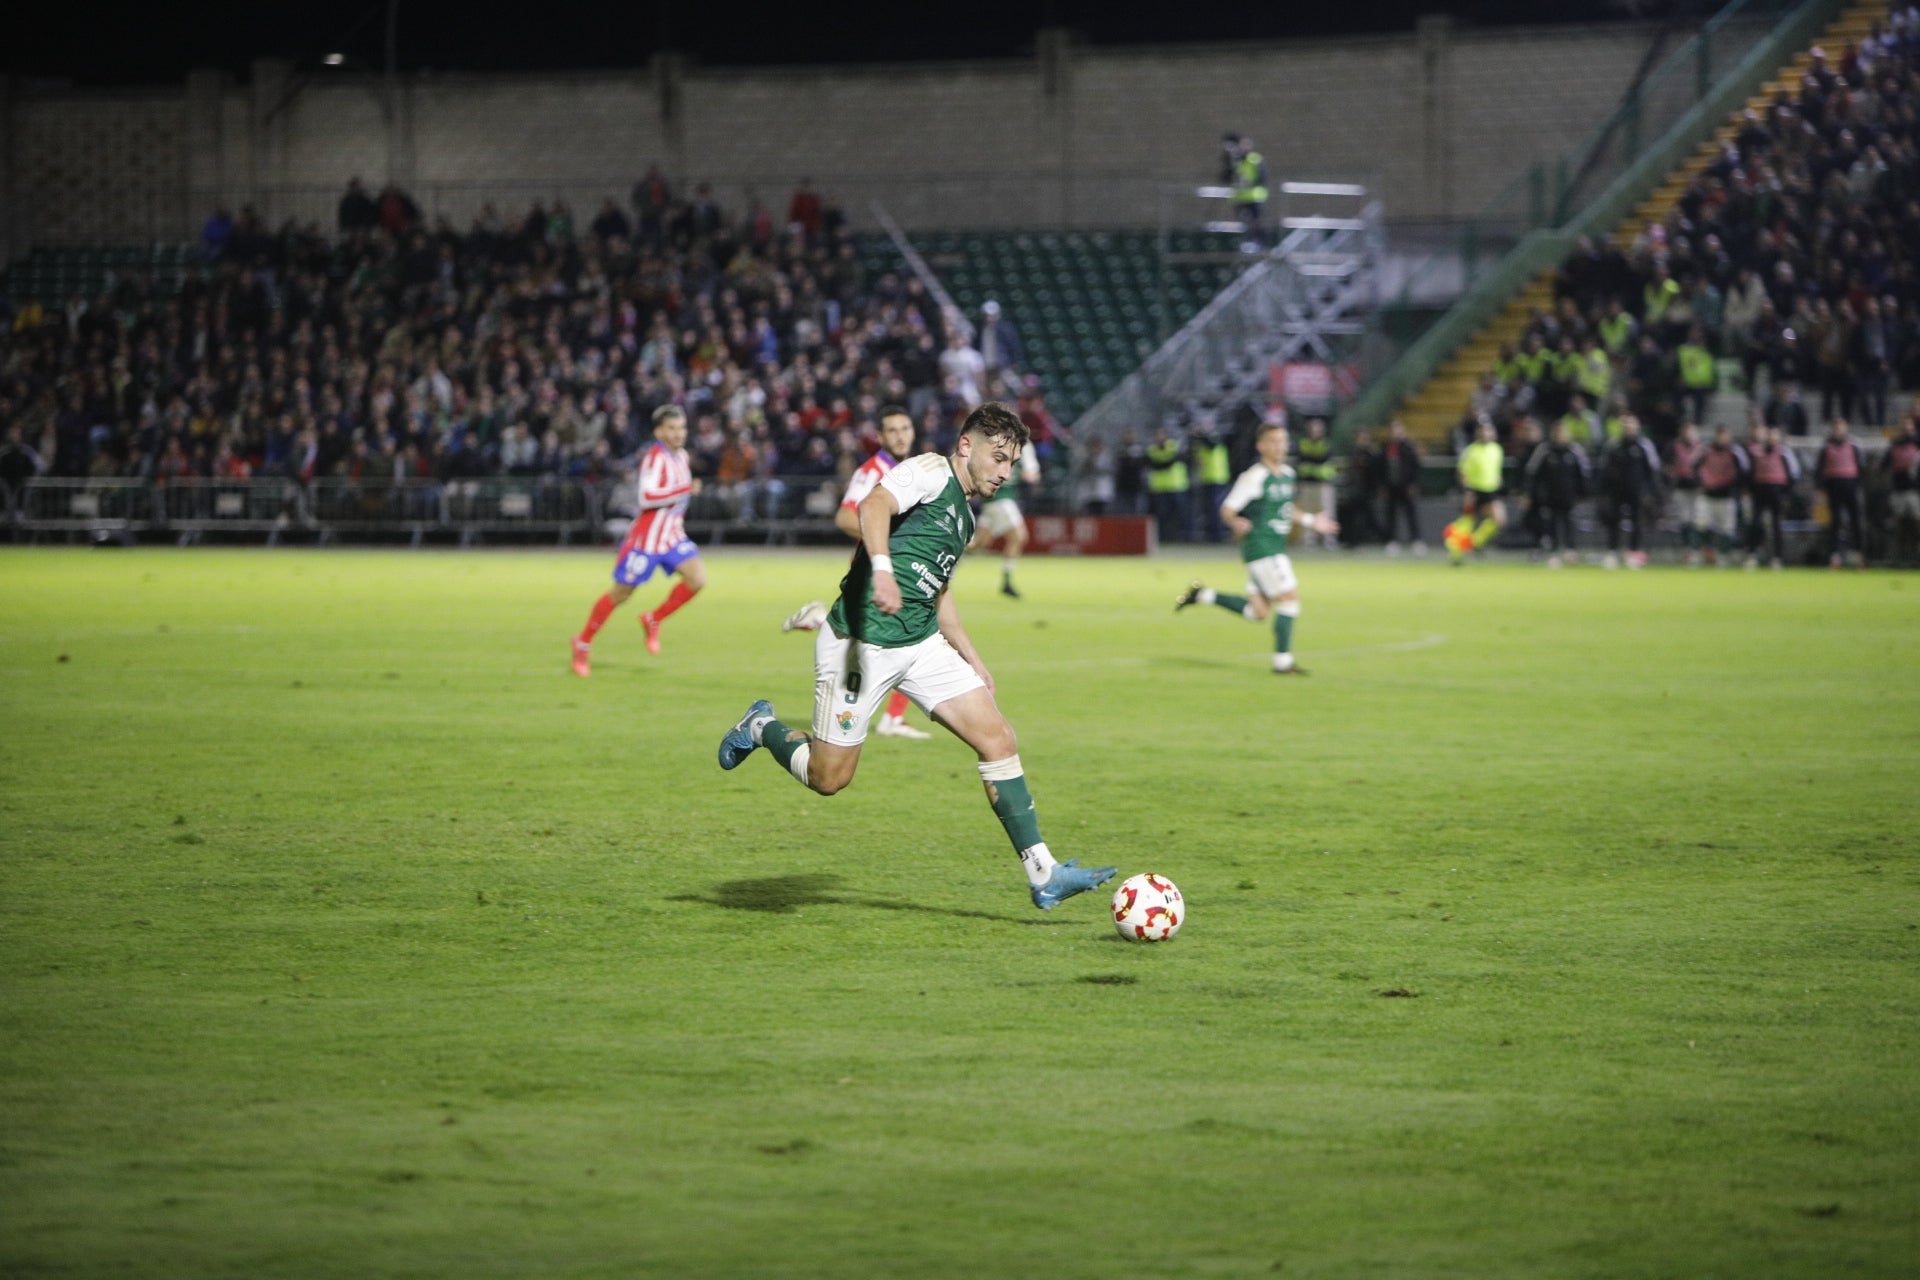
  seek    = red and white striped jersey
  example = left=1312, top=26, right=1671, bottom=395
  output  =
left=841, top=449, right=898, bottom=511
left=623, top=442, right=694, bottom=554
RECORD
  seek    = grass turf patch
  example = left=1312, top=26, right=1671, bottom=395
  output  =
left=1, top=547, right=1916, bottom=1277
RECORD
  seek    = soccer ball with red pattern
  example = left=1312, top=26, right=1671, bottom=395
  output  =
left=1111, top=873, right=1184, bottom=942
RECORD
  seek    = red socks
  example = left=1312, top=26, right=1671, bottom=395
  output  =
left=583, top=580, right=698, bottom=645
left=579, top=593, right=619, bottom=642
left=650, top=580, right=698, bottom=623
left=885, top=690, right=911, bottom=719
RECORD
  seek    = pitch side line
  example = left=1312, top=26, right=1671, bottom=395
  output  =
left=995, top=631, right=1449, bottom=670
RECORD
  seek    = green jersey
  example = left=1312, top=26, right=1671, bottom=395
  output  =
left=827, top=453, right=976, bottom=647
left=1222, top=462, right=1298, bottom=562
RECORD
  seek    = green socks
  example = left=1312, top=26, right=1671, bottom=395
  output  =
left=979, top=762, right=1043, bottom=853
left=763, top=720, right=812, bottom=776
left=1272, top=611, right=1294, bottom=654
left=1212, top=592, right=1249, bottom=615
left=979, top=757, right=1055, bottom=888
left=986, top=773, right=1042, bottom=851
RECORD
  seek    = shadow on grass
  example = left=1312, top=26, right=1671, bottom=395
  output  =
left=669, top=873, right=1068, bottom=926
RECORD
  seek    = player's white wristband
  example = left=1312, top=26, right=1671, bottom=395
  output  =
left=870, top=555, right=894, bottom=577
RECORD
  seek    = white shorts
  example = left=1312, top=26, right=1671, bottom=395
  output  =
left=1693, top=493, right=1739, bottom=538
left=811, top=623, right=984, bottom=746
left=1244, top=553, right=1299, bottom=600
left=978, top=499, right=1025, bottom=539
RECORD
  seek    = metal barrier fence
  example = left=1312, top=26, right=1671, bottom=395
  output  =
left=2, top=475, right=859, bottom=546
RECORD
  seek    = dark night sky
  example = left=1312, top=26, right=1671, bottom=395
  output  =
left=17, top=0, right=1688, bottom=86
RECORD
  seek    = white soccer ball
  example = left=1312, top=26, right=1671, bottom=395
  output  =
left=1111, top=873, right=1184, bottom=942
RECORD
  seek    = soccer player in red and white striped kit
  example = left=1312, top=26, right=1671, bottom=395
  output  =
left=780, top=405, right=930, bottom=739
left=571, top=405, right=705, bottom=676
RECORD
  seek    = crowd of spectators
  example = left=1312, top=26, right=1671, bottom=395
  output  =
left=0, top=172, right=1066, bottom=529
left=1460, top=14, right=1920, bottom=451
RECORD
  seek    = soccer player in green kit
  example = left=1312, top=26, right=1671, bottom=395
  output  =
left=717, top=403, right=1116, bottom=911
left=1175, top=420, right=1337, bottom=675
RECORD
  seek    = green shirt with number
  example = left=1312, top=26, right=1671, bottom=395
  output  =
left=828, top=453, right=976, bottom=648
left=1222, top=462, right=1298, bottom=563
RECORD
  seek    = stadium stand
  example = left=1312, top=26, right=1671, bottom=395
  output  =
left=896, top=230, right=1242, bottom=423
left=1388, top=0, right=1911, bottom=447
left=0, top=245, right=199, bottom=308
left=0, top=189, right=1083, bottom=543
left=0, top=180, right=1258, bottom=544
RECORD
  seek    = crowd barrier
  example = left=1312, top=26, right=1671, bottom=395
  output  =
left=2, top=476, right=859, bottom=546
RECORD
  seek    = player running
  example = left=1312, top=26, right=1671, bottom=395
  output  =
left=1175, top=420, right=1337, bottom=675
left=718, top=403, right=1116, bottom=911
left=783, top=407, right=928, bottom=739
left=571, top=405, right=704, bottom=676
left=969, top=440, right=1040, bottom=597
left=1445, top=417, right=1508, bottom=565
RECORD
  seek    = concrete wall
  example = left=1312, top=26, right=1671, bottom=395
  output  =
left=3, top=19, right=1711, bottom=253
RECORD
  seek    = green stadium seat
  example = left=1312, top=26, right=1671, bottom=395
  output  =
left=863, top=228, right=1235, bottom=424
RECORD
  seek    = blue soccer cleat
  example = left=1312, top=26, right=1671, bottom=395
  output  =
left=718, top=699, right=775, bottom=770
left=1031, top=858, right=1118, bottom=911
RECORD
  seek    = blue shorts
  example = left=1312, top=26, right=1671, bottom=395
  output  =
left=614, top=539, right=699, bottom=586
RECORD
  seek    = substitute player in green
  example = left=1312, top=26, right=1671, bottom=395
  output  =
left=969, top=439, right=1039, bottom=597
left=1175, top=421, right=1337, bottom=675
left=717, top=403, right=1116, bottom=911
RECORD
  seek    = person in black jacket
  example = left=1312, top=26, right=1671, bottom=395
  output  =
left=1376, top=419, right=1424, bottom=553
left=0, top=424, right=45, bottom=494
left=1523, top=420, right=1591, bottom=567
left=1599, top=414, right=1662, bottom=569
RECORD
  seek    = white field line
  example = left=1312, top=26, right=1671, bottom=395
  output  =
left=994, top=631, right=1449, bottom=670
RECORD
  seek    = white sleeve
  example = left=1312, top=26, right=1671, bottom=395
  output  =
left=841, top=465, right=878, bottom=510
left=878, top=454, right=947, bottom=515
left=1222, top=465, right=1265, bottom=513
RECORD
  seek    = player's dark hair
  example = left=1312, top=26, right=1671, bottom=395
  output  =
left=651, top=404, right=687, bottom=426
left=877, top=403, right=911, bottom=423
left=1257, top=420, right=1287, bottom=440
left=961, top=402, right=1029, bottom=451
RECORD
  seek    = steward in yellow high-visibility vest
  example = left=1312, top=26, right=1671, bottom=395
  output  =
left=1517, top=337, right=1550, bottom=386
left=1147, top=429, right=1191, bottom=544
left=1643, top=271, right=1681, bottom=331
left=1229, top=135, right=1269, bottom=246
left=1192, top=431, right=1233, bottom=543
left=1598, top=302, right=1637, bottom=356
left=1147, top=437, right=1189, bottom=493
left=1676, top=326, right=1718, bottom=421
left=1492, top=342, right=1525, bottom=385
left=1576, top=339, right=1612, bottom=404
left=1233, top=150, right=1269, bottom=209
left=1194, top=436, right=1231, bottom=486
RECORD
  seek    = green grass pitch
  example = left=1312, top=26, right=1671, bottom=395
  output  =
left=2, top=546, right=1916, bottom=1278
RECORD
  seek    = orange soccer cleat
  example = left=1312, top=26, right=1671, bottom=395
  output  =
left=571, top=637, right=591, bottom=677
left=641, top=612, right=662, bottom=655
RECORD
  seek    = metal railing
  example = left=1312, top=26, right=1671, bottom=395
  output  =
left=1073, top=189, right=1384, bottom=439
left=0, top=474, right=884, bottom=546
left=13, top=477, right=155, bottom=532
left=871, top=202, right=973, bottom=341
left=1337, top=0, right=1847, bottom=437
left=1392, top=0, right=1795, bottom=310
